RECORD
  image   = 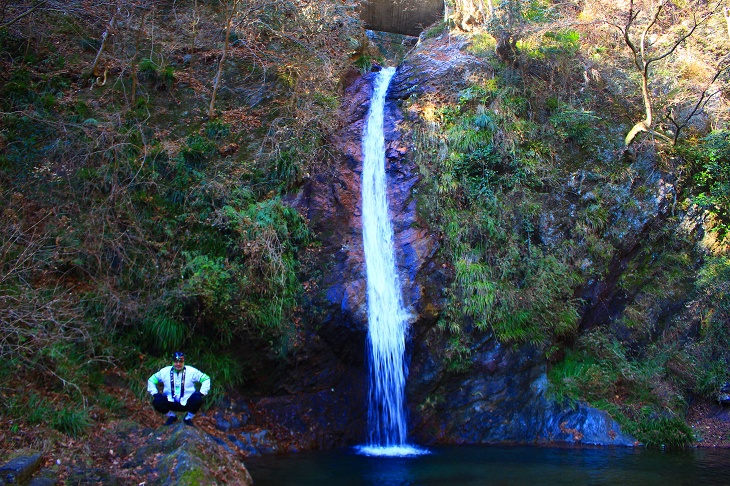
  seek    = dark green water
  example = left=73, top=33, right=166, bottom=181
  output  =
left=245, top=445, right=730, bottom=485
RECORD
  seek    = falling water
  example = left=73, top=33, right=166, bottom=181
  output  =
left=357, top=67, right=426, bottom=457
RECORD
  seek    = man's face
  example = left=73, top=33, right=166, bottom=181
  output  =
left=173, top=358, right=185, bottom=371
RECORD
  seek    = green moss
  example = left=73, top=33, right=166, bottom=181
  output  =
left=177, top=467, right=207, bottom=486
left=423, top=21, right=450, bottom=40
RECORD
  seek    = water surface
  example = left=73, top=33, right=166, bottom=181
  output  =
left=245, top=444, right=730, bottom=485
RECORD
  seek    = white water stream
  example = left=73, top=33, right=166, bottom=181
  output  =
left=357, top=67, right=425, bottom=457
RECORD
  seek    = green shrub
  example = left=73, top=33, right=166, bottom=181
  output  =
left=353, top=54, right=373, bottom=74
left=692, top=255, right=730, bottom=396
left=182, top=252, right=233, bottom=305
left=467, top=33, right=497, bottom=57
left=272, top=146, right=303, bottom=191
left=204, top=119, right=231, bottom=140
left=22, top=392, right=55, bottom=426
left=438, top=205, right=580, bottom=346
left=195, top=351, right=244, bottom=405
left=423, top=20, right=450, bottom=40
left=161, top=65, right=175, bottom=89
left=547, top=331, right=698, bottom=447
left=443, top=334, right=474, bottom=373
left=548, top=353, right=589, bottom=403
left=139, top=198, right=310, bottom=357
left=180, top=134, right=217, bottom=168
left=549, top=104, right=599, bottom=147
left=139, top=57, right=158, bottom=76
left=1, top=69, right=36, bottom=108
left=179, top=253, right=242, bottom=344
left=94, top=391, right=123, bottom=412
left=691, top=130, right=730, bottom=240
left=539, top=30, right=580, bottom=59
left=458, top=79, right=499, bottom=106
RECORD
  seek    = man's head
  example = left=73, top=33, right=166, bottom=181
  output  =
left=172, top=351, right=185, bottom=371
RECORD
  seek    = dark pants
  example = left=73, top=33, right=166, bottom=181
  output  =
left=152, top=392, right=204, bottom=414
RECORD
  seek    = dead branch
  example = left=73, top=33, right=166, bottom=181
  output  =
left=0, top=0, right=46, bottom=30
left=89, top=0, right=122, bottom=77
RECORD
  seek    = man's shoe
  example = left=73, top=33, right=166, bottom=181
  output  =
left=184, top=418, right=194, bottom=427
left=164, top=415, right=178, bottom=426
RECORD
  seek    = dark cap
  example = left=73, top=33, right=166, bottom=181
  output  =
left=172, top=351, right=185, bottom=361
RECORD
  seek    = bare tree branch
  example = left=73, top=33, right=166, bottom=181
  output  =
left=0, top=0, right=46, bottom=30
left=667, top=59, right=730, bottom=144
left=617, top=0, right=723, bottom=145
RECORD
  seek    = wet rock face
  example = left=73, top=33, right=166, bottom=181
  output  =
left=718, top=383, right=730, bottom=406
left=0, top=453, right=43, bottom=485
left=408, top=332, right=634, bottom=446
left=299, top=68, right=440, bottom=332
left=251, top=67, right=442, bottom=449
left=245, top=72, right=377, bottom=449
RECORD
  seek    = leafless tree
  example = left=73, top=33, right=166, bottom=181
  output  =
left=130, top=7, right=150, bottom=106
left=209, top=0, right=240, bottom=119
left=609, top=0, right=722, bottom=146
left=89, top=0, right=122, bottom=78
left=666, top=58, right=730, bottom=144
left=188, top=0, right=200, bottom=84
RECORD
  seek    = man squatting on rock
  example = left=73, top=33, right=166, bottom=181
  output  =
left=147, top=351, right=211, bottom=426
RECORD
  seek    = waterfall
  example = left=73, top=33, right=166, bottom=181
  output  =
left=358, top=66, right=425, bottom=457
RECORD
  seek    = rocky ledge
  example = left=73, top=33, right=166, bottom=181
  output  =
left=1, top=420, right=253, bottom=486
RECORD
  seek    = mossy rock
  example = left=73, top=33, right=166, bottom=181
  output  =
left=156, top=449, right=208, bottom=486
left=130, top=423, right=253, bottom=486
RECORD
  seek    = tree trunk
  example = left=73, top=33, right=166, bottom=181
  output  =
left=130, top=11, right=148, bottom=107
left=209, top=0, right=238, bottom=119
left=625, top=64, right=653, bottom=145
left=453, top=0, right=488, bottom=30
left=189, top=0, right=199, bottom=85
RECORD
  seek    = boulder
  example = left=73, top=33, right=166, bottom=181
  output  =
left=128, top=422, right=253, bottom=486
left=0, top=453, right=42, bottom=485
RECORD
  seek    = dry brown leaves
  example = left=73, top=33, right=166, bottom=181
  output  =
left=687, top=399, right=730, bottom=448
left=221, top=107, right=264, bottom=130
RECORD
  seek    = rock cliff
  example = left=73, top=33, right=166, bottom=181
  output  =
left=245, top=32, right=646, bottom=449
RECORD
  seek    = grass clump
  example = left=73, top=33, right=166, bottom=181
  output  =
left=627, top=414, right=696, bottom=448
left=52, top=407, right=92, bottom=438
